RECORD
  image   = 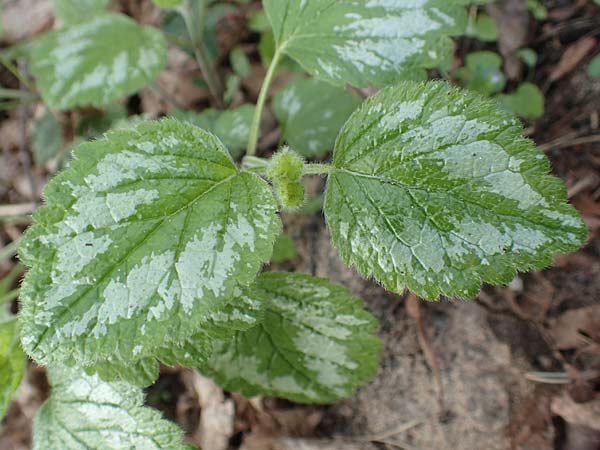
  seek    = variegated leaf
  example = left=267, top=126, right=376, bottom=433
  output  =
left=52, top=0, right=111, bottom=24
left=32, top=367, right=188, bottom=450
left=202, top=273, right=382, bottom=404
left=263, top=0, right=467, bottom=87
left=19, top=119, right=280, bottom=369
left=325, top=81, right=587, bottom=299
left=29, top=13, right=167, bottom=110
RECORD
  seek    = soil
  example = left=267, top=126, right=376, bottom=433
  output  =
left=1, top=1, right=600, bottom=450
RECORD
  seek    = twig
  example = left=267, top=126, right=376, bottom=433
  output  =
left=0, top=203, right=37, bottom=218
left=0, top=239, right=20, bottom=262
left=525, top=370, right=600, bottom=384
left=405, top=293, right=446, bottom=415
left=17, top=60, right=36, bottom=201
left=538, top=134, right=600, bottom=152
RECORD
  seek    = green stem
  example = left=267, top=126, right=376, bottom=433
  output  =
left=247, top=47, right=284, bottom=157
left=302, top=163, right=333, bottom=175
left=0, top=54, right=35, bottom=92
left=179, top=0, right=223, bottom=108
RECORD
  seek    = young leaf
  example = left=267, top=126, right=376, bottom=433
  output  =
left=325, top=81, right=587, bottom=300
left=202, top=272, right=382, bottom=404
left=263, top=0, right=467, bottom=87
left=52, top=0, right=111, bottom=24
left=0, top=315, right=26, bottom=420
left=456, top=51, right=506, bottom=96
left=29, top=13, right=167, bottom=110
left=273, top=79, right=361, bottom=158
left=32, top=367, right=188, bottom=450
left=19, top=119, right=280, bottom=369
left=498, top=82, right=545, bottom=119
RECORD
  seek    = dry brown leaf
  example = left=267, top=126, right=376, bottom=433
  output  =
left=551, top=392, right=600, bottom=432
left=550, top=37, right=598, bottom=83
left=180, top=370, right=234, bottom=450
left=548, top=305, right=600, bottom=350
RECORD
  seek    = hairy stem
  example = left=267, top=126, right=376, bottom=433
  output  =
left=302, top=163, right=333, bottom=175
left=179, top=0, right=224, bottom=108
left=247, top=46, right=284, bottom=157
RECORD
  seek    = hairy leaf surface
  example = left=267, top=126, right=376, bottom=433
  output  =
left=0, top=315, right=25, bottom=420
left=203, top=273, right=382, bottom=403
left=19, top=119, right=280, bottom=368
left=32, top=367, right=187, bottom=450
left=325, top=81, right=587, bottom=299
left=29, top=13, right=167, bottom=110
left=263, top=0, right=467, bottom=87
left=273, top=79, right=361, bottom=158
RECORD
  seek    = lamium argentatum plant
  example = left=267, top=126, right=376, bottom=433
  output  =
left=0, top=0, right=587, bottom=448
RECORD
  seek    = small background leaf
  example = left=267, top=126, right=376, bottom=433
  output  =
left=31, top=110, right=63, bottom=166
left=456, top=51, right=506, bottom=96
left=29, top=13, right=167, bottom=110
left=273, top=79, right=361, bottom=158
left=498, top=82, right=545, bottom=119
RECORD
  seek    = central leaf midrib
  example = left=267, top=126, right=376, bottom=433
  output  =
left=332, top=167, right=569, bottom=234
left=32, top=172, right=240, bottom=354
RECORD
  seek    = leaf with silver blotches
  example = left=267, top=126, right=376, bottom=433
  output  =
left=32, top=367, right=188, bottom=450
left=19, top=119, right=280, bottom=370
left=0, top=315, right=26, bottom=420
left=325, top=81, right=587, bottom=300
left=273, top=79, right=361, bottom=158
left=29, top=13, right=167, bottom=110
left=263, top=0, right=467, bottom=87
left=202, top=272, right=382, bottom=404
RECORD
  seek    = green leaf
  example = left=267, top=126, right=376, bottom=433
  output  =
left=230, top=47, right=252, bottom=79
left=271, top=233, right=298, bottom=263
left=52, top=0, right=111, bottom=24
left=153, top=0, right=183, bottom=7
left=498, top=82, right=545, bottom=119
left=456, top=51, right=506, bottom=96
left=202, top=272, right=382, bottom=404
left=32, top=367, right=188, bottom=450
left=0, top=316, right=26, bottom=421
left=466, top=13, right=498, bottom=42
left=19, top=119, right=280, bottom=369
left=588, top=54, right=600, bottom=78
left=274, top=79, right=361, bottom=158
left=173, top=105, right=256, bottom=157
left=32, top=110, right=64, bottom=166
left=29, top=13, right=167, bottom=110
left=518, top=48, right=538, bottom=69
left=324, top=81, right=587, bottom=300
left=263, top=0, right=467, bottom=87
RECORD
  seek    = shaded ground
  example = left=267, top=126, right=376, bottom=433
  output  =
left=1, top=1, right=600, bottom=449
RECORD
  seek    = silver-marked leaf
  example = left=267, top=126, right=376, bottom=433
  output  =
left=274, top=79, right=361, bottom=158
left=325, top=81, right=587, bottom=300
left=29, top=13, right=167, bottom=110
left=0, top=316, right=26, bottom=420
left=202, top=272, right=382, bottom=404
left=263, top=0, right=467, bottom=87
left=32, top=367, right=188, bottom=450
left=19, top=119, right=280, bottom=368
left=52, top=0, right=111, bottom=24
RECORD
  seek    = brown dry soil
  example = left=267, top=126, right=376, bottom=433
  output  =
left=1, top=1, right=600, bottom=450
